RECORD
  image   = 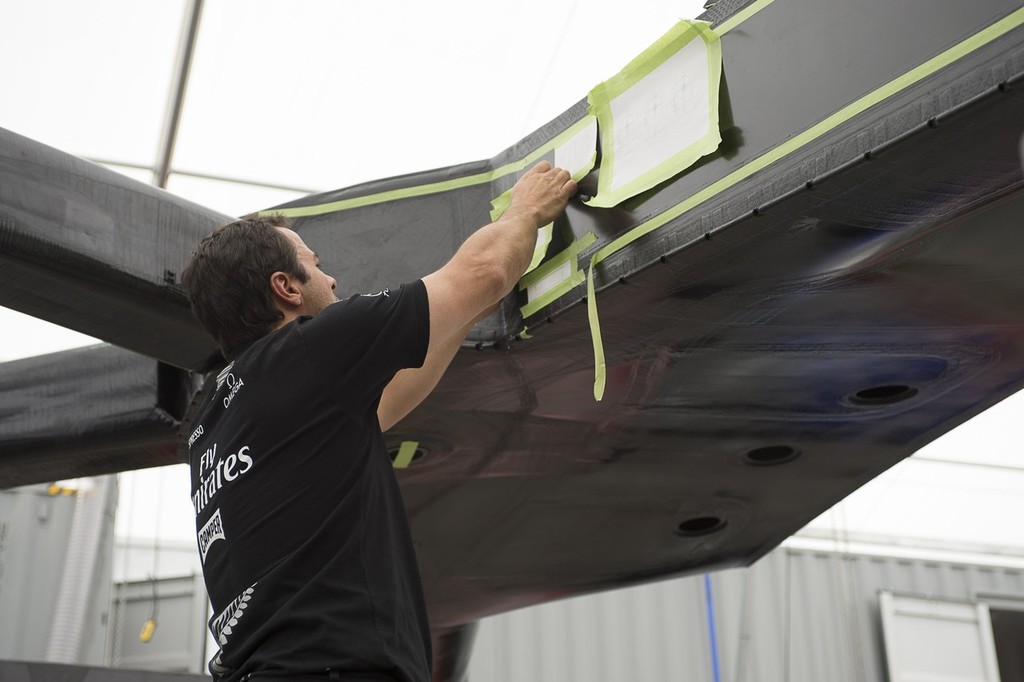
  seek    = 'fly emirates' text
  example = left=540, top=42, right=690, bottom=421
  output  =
left=192, top=443, right=253, bottom=515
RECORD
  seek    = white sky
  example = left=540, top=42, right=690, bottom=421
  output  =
left=1, top=1, right=1022, bottom=567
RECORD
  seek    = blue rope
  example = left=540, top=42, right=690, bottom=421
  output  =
left=704, top=573, right=722, bottom=682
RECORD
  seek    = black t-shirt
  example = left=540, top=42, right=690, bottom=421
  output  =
left=188, top=281, right=432, bottom=682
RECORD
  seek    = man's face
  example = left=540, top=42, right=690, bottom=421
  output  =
left=277, top=227, right=339, bottom=316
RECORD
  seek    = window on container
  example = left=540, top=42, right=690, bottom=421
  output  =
left=879, top=591, right=1002, bottom=682
left=990, top=607, right=1024, bottom=682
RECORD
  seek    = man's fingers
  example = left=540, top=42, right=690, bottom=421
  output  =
left=508, top=163, right=576, bottom=223
left=541, top=166, right=571, bottom=189
left=551, top=168, right=576, bottom=197
left=562, top=178, right=578, bottom=199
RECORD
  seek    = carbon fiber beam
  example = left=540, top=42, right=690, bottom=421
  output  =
left=0, top=345, right=186, bottom=488
left=0, top=128, right=225, bottom=371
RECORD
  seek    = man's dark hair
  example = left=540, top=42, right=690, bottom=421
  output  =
left=182, top=213, right=310, bottom=358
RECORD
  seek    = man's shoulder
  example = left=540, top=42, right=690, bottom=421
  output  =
left=284, top=280, right=429, bottom=378
left=304, top=280, right=426, bottom=327
left=341, top=280, right=426, bottom=308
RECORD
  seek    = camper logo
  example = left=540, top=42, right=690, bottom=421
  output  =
left=197, top=508, right=226, bottom=563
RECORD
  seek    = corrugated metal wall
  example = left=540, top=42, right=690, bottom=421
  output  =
left=0, top=480, right=116, bottom=665
left=108, top=574, right=209, bottom=673
left=469, top=546, right=1024, bottom=682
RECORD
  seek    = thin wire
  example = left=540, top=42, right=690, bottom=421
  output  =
left=85, top=157, right=322, bottom=195
left=112, top=472, right=134, bottom=666
left=840, top=506, right=867, bottom=682
left=111, top=581, right=125, bottom=666
left=148, top=471, right=166, bottom=627
left=832, top=503, right=867, bottom=682
left=783, top=549, right=792, bottom=682
left=519, top=0, right=581, bottom=137
left=832, top=506, right=854, bottom=682
left=733, top=565, right=754, bottom=682
left=153, top=471, right=163, bottom=577
left=913, top=455, right=1024, bottom=473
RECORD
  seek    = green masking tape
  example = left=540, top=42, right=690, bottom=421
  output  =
left=490, top=123, right=597, bottom=222
left=263, top=4, right=769, bottom=223
left=518, top=232, right=597, bottom=318
left=591, top=6, right=1024, bottom=269
left=269, top=116, right=598, bottom=219
left=392, top=440, right=418, bottom=469
left=489, top=190, right=553, bottom=276
left=587, top=261, right=606, bottom=401
left=520, top=269, right=587, bottom=319
left=519, top=232, right=598, bottom=290
left=528, top=224, right=555, bottom=274
left=714, top=0, right=776, bottom=35
left=586, top=21, right=723, bottom=209
left=584, top=5, right=1024, bottom=401
left=489, top=190, right=511, bottom=222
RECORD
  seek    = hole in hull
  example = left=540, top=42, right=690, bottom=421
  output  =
left=744, top=445, right=800, bottom=466
left=676, top=516, right=727, bottom=537
left=848, top=384, right=918, bottom=405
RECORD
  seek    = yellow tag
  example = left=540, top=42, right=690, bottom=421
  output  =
left=139, top=619, right=157, bottom=642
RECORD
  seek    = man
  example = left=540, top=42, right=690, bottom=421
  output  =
left=181, top=161, right=576, bottom=682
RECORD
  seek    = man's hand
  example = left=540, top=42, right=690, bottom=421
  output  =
left=421, top=161, right=575, bottom=356
left=380, top=162, right=576, bottom=429
left=505, top=161, right=577, bottom=228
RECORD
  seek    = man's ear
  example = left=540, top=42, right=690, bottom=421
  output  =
left=269, top=271, right=302, bottom=309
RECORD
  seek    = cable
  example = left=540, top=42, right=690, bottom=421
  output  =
left=703, top=573, right=722, bottom=682
left=783, top=548, right=792, bottom=682
left=733, top=563, right=754, bottom=682
left=140, top=470, right=166, bottom=643
left=519, top=1, right=581, bottom=137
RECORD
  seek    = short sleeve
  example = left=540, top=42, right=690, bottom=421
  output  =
left=295, top=280, right=430, bottom=413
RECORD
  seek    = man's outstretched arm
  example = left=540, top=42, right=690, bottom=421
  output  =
left=377, top=161, right=575, bottom=431
left=377, top=307, right=489, bottom=432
